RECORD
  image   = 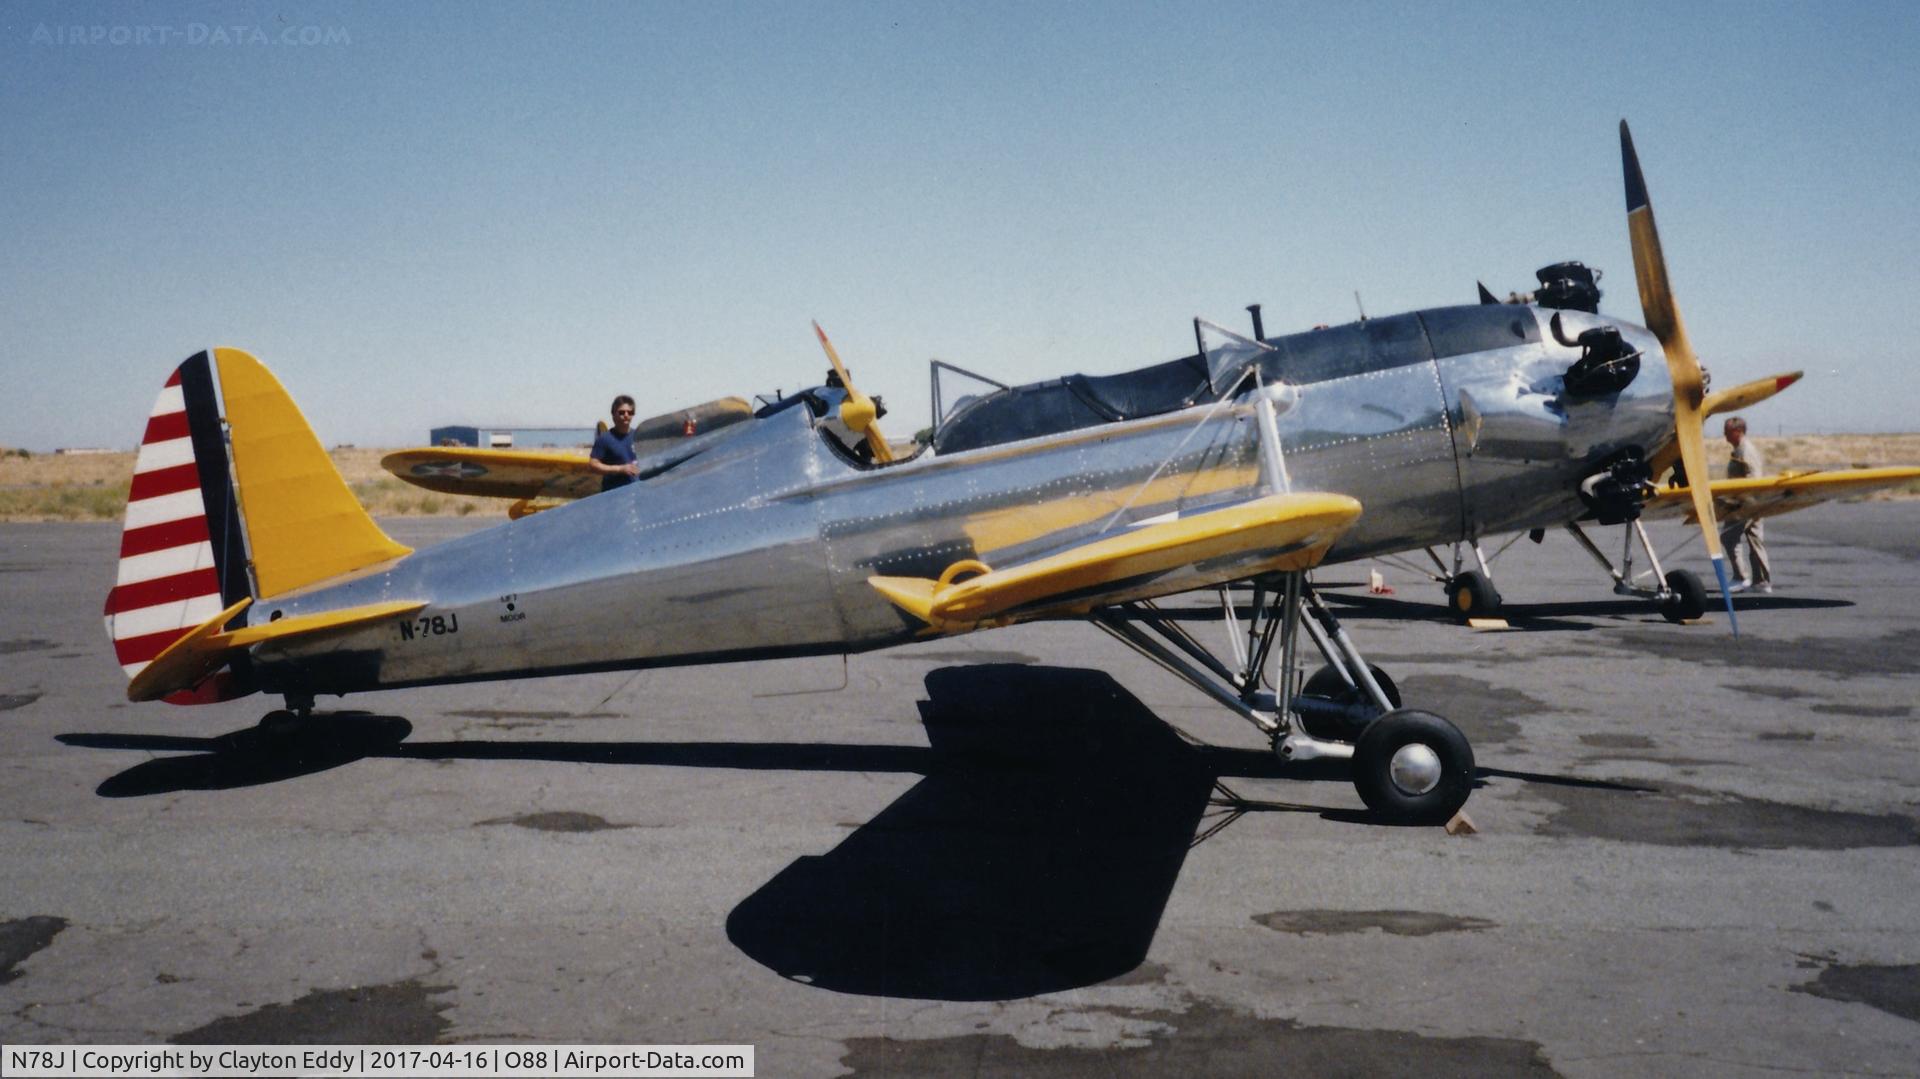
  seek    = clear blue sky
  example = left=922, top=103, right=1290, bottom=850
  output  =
left=4, top=1, right=1916, bottom=451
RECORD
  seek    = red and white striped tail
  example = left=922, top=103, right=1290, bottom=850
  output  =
left=102, top=353, right=250, bottom=702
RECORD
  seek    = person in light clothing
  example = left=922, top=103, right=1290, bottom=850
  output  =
left=1719, top=416, right=1771, bottom=593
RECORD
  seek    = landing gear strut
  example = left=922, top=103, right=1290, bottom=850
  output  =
left=1375, top=535, right=1520, bottom=621
left=1091, top=573, right=1474, bottom=825
left=1563, top=519, right=1706, bottom=623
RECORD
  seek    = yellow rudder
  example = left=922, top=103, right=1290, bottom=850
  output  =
left=214, top=348, right=411, bottom=597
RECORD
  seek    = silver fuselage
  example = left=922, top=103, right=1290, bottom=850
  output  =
left=247, top=306, right=1673, bottom=698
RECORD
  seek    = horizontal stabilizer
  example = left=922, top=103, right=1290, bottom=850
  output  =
left=870, top=492, right=1362, bottom=631
left=126, top=598, right=426, bottom=703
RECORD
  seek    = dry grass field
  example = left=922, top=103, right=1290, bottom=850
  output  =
left=3, top=435, right=1917, bottom=523
left=0, top=446, right=497, bottom=522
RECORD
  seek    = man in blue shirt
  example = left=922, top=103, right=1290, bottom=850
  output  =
left=588, top=395, right=639, bottom=492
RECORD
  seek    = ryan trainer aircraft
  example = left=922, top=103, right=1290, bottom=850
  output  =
left=102, top=122, right=1917, bottom=827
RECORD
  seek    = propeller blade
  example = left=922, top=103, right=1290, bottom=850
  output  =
left=811, top=321, right=895, bottom=464
left=1621, top=119, right=1737, bottom=633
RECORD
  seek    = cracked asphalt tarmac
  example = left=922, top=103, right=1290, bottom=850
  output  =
left=2, top=505, right=1916, bottom=1076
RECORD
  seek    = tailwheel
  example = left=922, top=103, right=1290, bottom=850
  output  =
left=258, top=709, right=306, bottom=737
left=1658, top=568, right=1706, bottom=623
left=1447, top=570, right=1501, bottom=620
left=233, top=692, right=319, bottom=750
left=226, top=708, right=314, bottom=753
left=1352, top=710, right=1475, bottom=825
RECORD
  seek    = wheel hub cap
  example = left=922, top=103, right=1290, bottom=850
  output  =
left=1389, top=743, right=1443, bottom=796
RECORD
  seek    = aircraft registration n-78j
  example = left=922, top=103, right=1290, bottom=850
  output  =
left=102, top=122, right=1920, bottom=826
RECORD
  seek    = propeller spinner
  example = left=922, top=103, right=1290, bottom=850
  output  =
left=1620, top=120, right=1739, bottom=634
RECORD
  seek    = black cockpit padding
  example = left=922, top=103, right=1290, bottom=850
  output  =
left=1071, top=356, right=1212, bottom=420
left=931, top=305, right=1538, bottom=456
left=932, top=377, right=1106, bottom=454
left=932, top=355, right=1209, bottom=454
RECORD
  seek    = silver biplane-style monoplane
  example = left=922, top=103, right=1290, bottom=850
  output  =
left=102, top=123, right=1914, bottom=826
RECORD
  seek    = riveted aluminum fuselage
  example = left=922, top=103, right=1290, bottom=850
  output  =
left=247, top=305, right=1674, bottom=698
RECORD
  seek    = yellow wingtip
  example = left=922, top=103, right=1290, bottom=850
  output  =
left=1701, top=371, right=1804, bottom=419
left=867, top=576, right=942, bottom=626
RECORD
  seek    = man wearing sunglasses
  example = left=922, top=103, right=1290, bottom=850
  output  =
left=588, top=394, right=641, bottom=492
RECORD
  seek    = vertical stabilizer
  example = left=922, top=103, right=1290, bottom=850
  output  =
left=214, top=348, right=410, bottom=597
left=104, top=349, right=412, bottom=705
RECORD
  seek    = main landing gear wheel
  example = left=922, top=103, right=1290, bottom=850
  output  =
left=1352, top=710, right=1475, bottom=825
left=1447, top=570, right=1501, bottom=620
left=1658, top=568, right=1707, bottom=624
left=1298, top=663, right=1402, bottom=740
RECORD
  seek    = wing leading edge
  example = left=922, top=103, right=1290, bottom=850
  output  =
left=1645, top=467, right=1920, bottom=528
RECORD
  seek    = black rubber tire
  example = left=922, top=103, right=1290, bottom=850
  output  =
left=226, top=710, right=303, bottom=754
left=1448, top=570, right=1502, bottom=620
left=1352, top=709, right=1475, bottom=825
left=1659, top=568, right=1707, bottom=624
left=1297, top=664, right=1402, bottom=740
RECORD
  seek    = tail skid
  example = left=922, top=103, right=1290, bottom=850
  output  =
left=104, top=349, right=413, bottom=704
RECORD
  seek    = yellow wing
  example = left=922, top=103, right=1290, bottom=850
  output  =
left=1646, top=467, right=1920, bottom=527
left=869, top=492, right=1362, bottom=633
left=383, top=397, right=757, bottom=502
left=382, top=447, right=603, bottom=500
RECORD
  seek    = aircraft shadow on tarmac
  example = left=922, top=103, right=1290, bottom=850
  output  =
left=724, top=664, right=1333, bottom=1001
left=55, top=664, right=1636, bottom=1001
